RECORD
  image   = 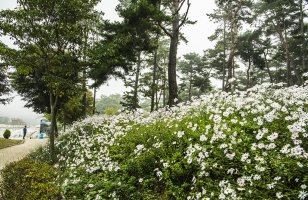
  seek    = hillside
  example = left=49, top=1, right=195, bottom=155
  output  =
left=48, top=83, right=307, bottom=199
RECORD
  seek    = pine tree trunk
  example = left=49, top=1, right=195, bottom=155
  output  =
left=222, top=18, right=227, bottom=91
left=133, top=52, right=141, bottom=110
left=300, top=0, right=306, bottom=78
left=151, top=47, right=158, bottom=112
left=264, top=52, right=273, bottom=83
left=93, top=85, right=96, bottom=114
left=167, top=0, right=180, bottom=106
left=82, top=71, right=87, bottom=118
left=225, top=12, right=237, bottom=92
left=246, top=57, right=251, bottom=90
left=163, top=63, right=166, bottom=107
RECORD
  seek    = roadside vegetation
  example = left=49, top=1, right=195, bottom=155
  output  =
left=0, top=138, right=23, bottom=149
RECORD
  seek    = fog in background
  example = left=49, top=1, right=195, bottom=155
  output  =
left=0, top=0, right=217, bottom=125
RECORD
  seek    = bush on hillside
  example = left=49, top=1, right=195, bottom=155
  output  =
left=37, top=83, right=307, bottom=199
left=0, top=159, right=61, bottom=200
left=3, top=129, right=10, bottom=139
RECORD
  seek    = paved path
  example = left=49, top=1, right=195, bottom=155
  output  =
left=0, top=138, right=48, bottom=170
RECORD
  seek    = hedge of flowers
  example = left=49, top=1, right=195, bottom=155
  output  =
left=51, top=83, right=307, bottom=199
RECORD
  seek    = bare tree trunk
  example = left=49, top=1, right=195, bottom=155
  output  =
left=133, top=52, right=141, bottom=110
left=222, top=18, right=227, bottom=91
left=93, top=85, right=96, bottom=115
left=225, top=10, right=239, bottom=92
left=300, top=0, right=306, bottom=78
left=188, top=63, right=193, bottom=101
left=163, top=62, right=166, bottom=107
left=151, top=46, right=158, bottom=112
left=49, top=93, right=58, bottom=163
left=246, top=57, right=251, bottom=90
left=167, top=2, right=180, bottom=106
left=264, top=52, right=273, bottom=83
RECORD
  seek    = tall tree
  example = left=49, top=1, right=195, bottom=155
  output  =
left=178, top=53, right=211, bottom=101
left=256, top=0, right=308, bottom=85
left=0, top=43, right=11, bottom=104
left=0, top=0, right=100, bottom=162
left=157, top=0, right=193, bottom=105
left=214, top=0, right=253, bottom=91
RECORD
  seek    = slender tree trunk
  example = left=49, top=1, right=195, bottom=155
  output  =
left=300, top=0, right=306, bottom=78
left=222, top=18, right=226, bottom=91
left=188, top=64, right=193, bottom=101
left=49, top=93, right=58, bottom=163
left=167, top=0, right=180, bottom=106
left=280, top=19, right=292, bottom=86
left=82, top=26, right=88, bottom=118
left=151, top=46, right=158, bottom=112
left=133, top=52, right=141, bottom=110
left=54, top=108, right=58, bottom=138
left=226, top=12, right=237, bottom=92
left=264, top=52, right=273, bottom=83
left=63, top=108, right=66, bottom=132
left=163, top=62, right=166, bottom=107
left=246, top=57, right=251, bottom=90
left=93, top=85, right=96, bottom=114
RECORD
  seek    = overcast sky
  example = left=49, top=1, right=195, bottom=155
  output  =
left=0, top=0, right=217, bottom=125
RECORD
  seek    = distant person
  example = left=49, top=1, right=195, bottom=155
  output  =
left=23, top=125, right=27, bottom=139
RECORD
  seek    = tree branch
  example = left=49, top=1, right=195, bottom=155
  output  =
left=178, top=0, right=191, bottom=29
left=175, top=0, right=187, bottom=15
left=158, top=23, right=173, bottom=38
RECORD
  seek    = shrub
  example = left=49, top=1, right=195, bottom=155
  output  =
left=45, top=83, right=308, bottom=199
left=0, top=158, right=61, bottom=200
left=3, top=129, right=10, bottom=139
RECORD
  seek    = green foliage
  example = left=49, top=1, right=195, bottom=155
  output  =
left=0, top=138, right=23, bottom=149
left=0, top=159, right=61, bottom=200
left=178, top=53, right=212, bottom=101
left=96, top=94, right=123, bottom=115
left=3, top=129, right=10, bottom=139
left=57, top=90, right=94, bottom=125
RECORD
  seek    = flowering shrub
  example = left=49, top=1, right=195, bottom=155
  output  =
left=51, top=83, right=307, bottom=199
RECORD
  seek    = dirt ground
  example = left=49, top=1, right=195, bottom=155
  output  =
left=0, top=138, right=48, bottom=170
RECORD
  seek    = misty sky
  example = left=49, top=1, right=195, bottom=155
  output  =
left=0, top=0, right=217, bottom=125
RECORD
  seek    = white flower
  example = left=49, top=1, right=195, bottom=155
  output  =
left=200, top=135, right=207, bottom=142
left=267, top=132, right=278, bottom=141
left=227, top=168, right=235, bottom=175
left=256, top=131, right=264, bottom=140
left=241, top=153, right=249, bottom=162
left=177, top=131, right=185, bottom=138
left=253, top=174, right=261, bottom=180
left=297, top=162, right=303, bottom=168
left=226, top=152, right=235, bottom=160
left=267, top=182, right=276, bottom=189
left=139, top=178, right=143, bottom=183
left=301, top=184, right=307, bottom=190
left=237, top=178, right=245, bottom=187
left=163, top=162, right=169, bottom=168
left=276, top=192, right=283, bottom=199
left=257, top=143, right=265, bottom=149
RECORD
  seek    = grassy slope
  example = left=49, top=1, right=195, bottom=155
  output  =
left=0, top=138, right=24, bottom=149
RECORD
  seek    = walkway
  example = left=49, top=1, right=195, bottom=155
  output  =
left=0, top=138, right=48, bottom=170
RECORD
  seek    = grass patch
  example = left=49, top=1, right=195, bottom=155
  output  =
left=0, top=138, right=24, bottom=149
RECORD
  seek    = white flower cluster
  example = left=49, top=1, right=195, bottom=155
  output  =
left=54, top=83, right=307, bottom=199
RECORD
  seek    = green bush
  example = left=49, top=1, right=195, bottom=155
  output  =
left=53, top=84, right=307, bottom=199
left=0, top=158, right=61, bottom=200
left=3, top=129, right=10, bottom=139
